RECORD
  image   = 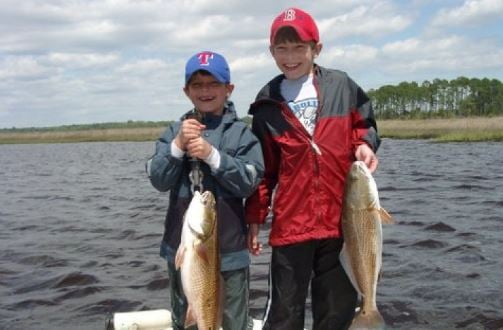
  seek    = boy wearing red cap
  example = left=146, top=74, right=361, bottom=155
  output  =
left=147, top=51, right=264, bottom=329
left=245, top=8, right=380, bottom=330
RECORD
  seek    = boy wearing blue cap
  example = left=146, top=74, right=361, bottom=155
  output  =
left=147, top=51, right=264, bottom=329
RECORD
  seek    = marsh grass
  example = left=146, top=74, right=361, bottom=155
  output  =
left=1, top=116, right=502, bottom=144
left=378, top=116, right=503, bottom=142
left=0, top=127, right=165, bottom=144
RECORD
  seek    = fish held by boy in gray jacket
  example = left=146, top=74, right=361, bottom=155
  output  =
left=176, top=190, right=222, bottom=329
left=339, top=161, right=394, bottom=330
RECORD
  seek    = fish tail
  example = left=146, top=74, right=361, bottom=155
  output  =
left=350, top=308, right=385, bottom=330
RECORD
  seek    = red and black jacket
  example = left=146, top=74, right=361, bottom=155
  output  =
left=245, top=65, right=380, bottom=247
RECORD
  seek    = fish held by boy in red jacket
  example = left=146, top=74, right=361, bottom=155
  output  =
left=340, top=161, right=394, bottom=330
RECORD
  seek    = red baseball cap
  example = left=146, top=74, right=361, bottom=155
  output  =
left=270, top=8, right=319, bottom=44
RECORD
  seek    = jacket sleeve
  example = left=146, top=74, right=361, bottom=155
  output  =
left=350, top=78, right=381, bottom=152
left=245, top=113, right=280, bottom=224
left=146, top=124, right=184, bottom=192
left=212, top=125, right=264, bottom=198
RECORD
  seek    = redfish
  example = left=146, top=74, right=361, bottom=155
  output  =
left=340, top=161, right=394, bottom=330
left=175, top=191, right=222, bottom=330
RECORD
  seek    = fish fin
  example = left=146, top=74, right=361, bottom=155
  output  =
left=184, top=304, right=197, bottom=328
left=339, top=243, right=363, bottom=296
left=195, top=243, right=210, bottom=265
left=379, top=208, right=394, bottom=224
left=175, top=246, right=185, bottom=270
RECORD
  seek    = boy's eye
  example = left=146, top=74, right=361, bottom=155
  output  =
left=273, top=44, right=309, bottom=55
left=189, top=81, right=223, bottom=90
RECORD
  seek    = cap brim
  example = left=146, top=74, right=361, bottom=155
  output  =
left=186, top=68, right=227, bottom=84
left=271, top=23, right=316, bottom=44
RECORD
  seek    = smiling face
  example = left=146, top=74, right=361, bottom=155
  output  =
left=269, top=26, right=322, bottom=80
left=184, top=71, right=234, bottom=115
left=270, top=40, right=322, bottom=80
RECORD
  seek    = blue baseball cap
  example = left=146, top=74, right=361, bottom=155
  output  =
left=185, top=51, right=231, bottom=84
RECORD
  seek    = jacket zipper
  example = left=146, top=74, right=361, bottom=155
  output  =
left=280, top=104, right=322, bottom=225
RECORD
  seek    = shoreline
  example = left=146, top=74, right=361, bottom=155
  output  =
left=1, top=116, right=502, bottom=144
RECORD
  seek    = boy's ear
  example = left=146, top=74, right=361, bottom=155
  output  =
left=183, top=86, right=190, bottom=97
left=314, top=42, right=323, bottom=57
left=226, top=84, right=235, bottom=97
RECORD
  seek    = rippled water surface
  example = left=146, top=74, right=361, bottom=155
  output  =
left=1, top=140, right=502, bottom=329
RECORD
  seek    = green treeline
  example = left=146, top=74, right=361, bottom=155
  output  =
left=0, top=120, right=173, bottom=133
left=368, top=77, right=503, bottom=119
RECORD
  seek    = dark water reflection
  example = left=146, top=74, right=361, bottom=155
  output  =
left=0, top=140, right=502, bottom=329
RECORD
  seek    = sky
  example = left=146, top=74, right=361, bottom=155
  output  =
left=1, top=0, right=502, bottom=128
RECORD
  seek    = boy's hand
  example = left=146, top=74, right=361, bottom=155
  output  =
left=186, top=137, right=212, bottom=160
left=355, top=144, right=379, bottom=173
left=247, top=224, right=262, bottom=256
left=175, top=118, right=205, bottom=150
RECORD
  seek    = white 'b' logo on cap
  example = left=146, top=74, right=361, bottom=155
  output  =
left=284, top=8, right=296, bottom=21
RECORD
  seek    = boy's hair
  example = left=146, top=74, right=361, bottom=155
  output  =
left=186, top=70, right=214, bottom=85
left=270, top=8, right=319, bottom=45
left=273, top=26, right=317, bottom=49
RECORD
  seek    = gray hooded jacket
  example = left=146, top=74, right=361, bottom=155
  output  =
left=147, top=102, right=264, bottom=271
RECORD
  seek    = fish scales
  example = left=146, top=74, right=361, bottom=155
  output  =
left=344, top=210, right=381, bottom=303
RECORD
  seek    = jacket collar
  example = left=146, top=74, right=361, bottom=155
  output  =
left=249, top=65, right=323, bottom=114
left=181, top=101, right=238, bottom=125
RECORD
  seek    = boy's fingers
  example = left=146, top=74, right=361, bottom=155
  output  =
left=368, top=156, right=378, bottom=173
left=186, top=119, right=205, bottom=130
left=248, top=233, right=261, bottom=255
left=254, top=243, right=263, bottom=256
left=253, top=237, right=258, bottom=248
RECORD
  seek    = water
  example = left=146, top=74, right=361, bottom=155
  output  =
left=0, top=140, right=502, bottom=330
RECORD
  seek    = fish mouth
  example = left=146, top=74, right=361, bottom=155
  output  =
left=352, top=161, right=371, bottom=175
left=188, top=191, right=216, bottom=240
left=353, top=160, right=367, bottom=170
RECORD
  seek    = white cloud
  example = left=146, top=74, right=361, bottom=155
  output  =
left=318, top=2, right=412, bottom=40
left=321, top=44, right=379, bottom=70
left=46, top=53, right=119, bottom=68
left=170, top=15, right=233, bottom=42
left=230, top=53, right=271, bottom=73
left=117, top=59, right=168, bottom=75
left=431, top=0, right=503, bottom=27
left=380, top=35, right=503, bottom=74
left=0, top=57, right=53, bottom=80
left=381, top=36, right=463, bottom=55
